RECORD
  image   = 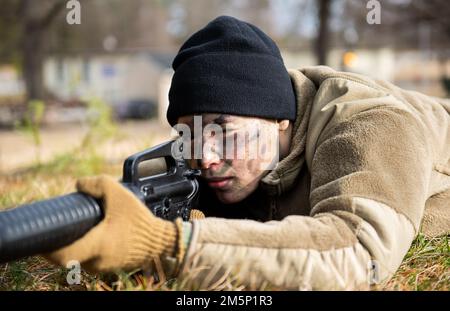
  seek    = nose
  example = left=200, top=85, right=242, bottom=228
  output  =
left=200, top=136, right=223, bottom=170
left=200, top=146, right=222, bottom=170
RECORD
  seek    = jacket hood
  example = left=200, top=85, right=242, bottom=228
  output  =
left=260, top=69, right=316, bottom=196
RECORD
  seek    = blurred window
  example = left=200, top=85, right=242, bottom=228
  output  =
left=83, top=59, right=90, bottom=83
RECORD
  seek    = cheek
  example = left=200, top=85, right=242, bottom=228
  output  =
left=228, top=159, right=259, bottom=185
left=226, top=159, right=242, bottom=174
left=225, top=160, right=247, bottom=180
left=245, top=159, right=261, bottom=175
left=222, top=159, right=262, bottom=194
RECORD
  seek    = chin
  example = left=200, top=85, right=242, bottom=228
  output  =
left=214, top=191, right=247, bottom=204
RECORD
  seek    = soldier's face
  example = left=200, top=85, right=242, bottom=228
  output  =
left=176, top=114, right=281, bottom=204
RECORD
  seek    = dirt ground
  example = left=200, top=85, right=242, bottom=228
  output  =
left=0, top=120, right=173, bottom=174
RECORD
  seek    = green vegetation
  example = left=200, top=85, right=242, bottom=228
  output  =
left=81, top=97, right=118, bottom=150
left=15, top=100, right=46, bottom=164
left=382, top=234, right=449, bottom=290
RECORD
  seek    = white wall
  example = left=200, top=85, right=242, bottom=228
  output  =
left=44, top=54, right=164, bottom=105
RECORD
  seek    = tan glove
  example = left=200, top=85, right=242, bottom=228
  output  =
left=44, top=175, right=185, bottom=273
left=189, top=209, right=205, bottom=220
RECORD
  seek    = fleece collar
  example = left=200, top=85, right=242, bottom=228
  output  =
left=260, top=69, right=316, bottom=196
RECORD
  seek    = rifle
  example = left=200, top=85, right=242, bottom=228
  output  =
left=0, top=140, right=200, bottom=263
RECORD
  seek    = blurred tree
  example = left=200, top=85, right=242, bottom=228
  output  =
left=1, top=0, right=448, bottom=103
left=339, top=0, right=450, bottom=49
left=21, top=0, right=66, bottom=101
left=0, top=0, right=66, bottom=101
left=339, top=0, right=450, bottom=88
left=0, top=0, right=22, bottom=67
left=47, top=0, right=177, bottom=53
left=310, top=0, right=450, bottom=65
left=316, top=0, right=332, bottom=65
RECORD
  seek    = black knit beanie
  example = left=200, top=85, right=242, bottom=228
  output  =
left=167, top=15, right=296, bottom=126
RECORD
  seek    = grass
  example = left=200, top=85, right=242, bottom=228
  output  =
left=0, top=124, right=448, bottom=290
left=382, top=233, right=449, bottom=290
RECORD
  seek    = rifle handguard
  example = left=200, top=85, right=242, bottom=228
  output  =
left=0, top=193, right=101, bottom=263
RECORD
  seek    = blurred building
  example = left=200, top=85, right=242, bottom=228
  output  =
left=0, top=47, right=448, bottom=127
left=43, top=51, right=174, bottom=117
left=282, top=48, right=450, bottom=98
left=0, top=66, right=25, bottom=98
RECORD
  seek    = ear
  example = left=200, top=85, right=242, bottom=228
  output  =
left=277, top=120, right=290, bottom=132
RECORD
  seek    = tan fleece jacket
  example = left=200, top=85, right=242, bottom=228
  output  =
left=175, top=66, right=450, bottom=290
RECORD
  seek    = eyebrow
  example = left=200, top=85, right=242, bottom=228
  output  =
left=211, top=114, right=232, bottom=125
left=182, top=114, right=233, bottom=128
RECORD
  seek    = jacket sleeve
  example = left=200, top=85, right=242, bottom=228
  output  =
left=176, top=107, right=431, bottom=290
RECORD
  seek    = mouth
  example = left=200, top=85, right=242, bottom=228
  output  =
left=204, top=176, right=234, bottom=189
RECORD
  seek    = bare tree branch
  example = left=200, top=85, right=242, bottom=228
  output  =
left=39, top=0, right=66, bottom=29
